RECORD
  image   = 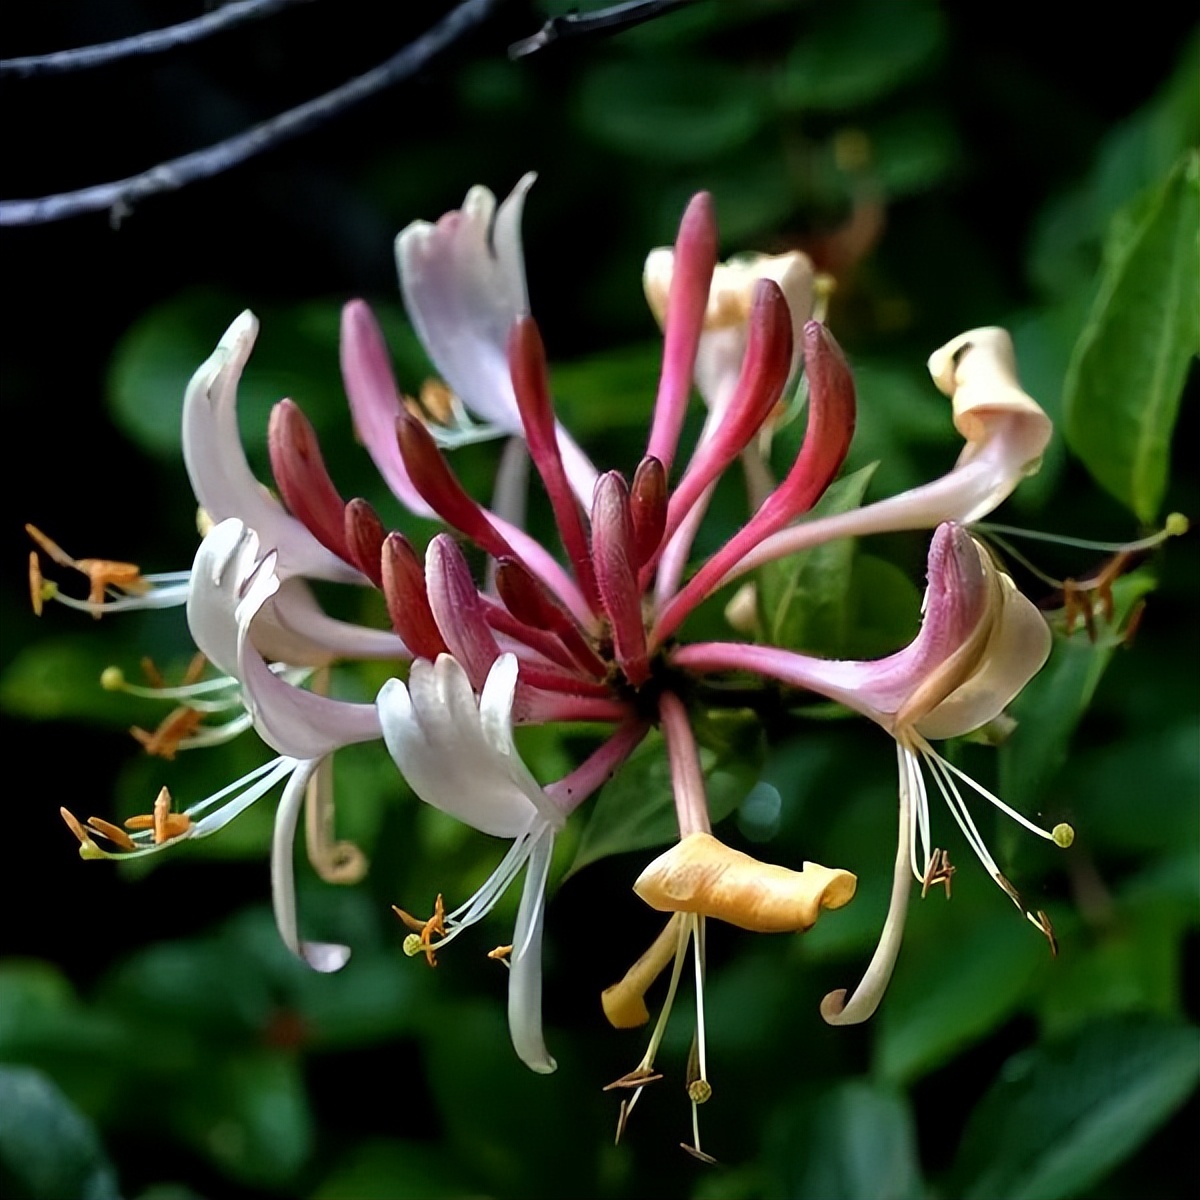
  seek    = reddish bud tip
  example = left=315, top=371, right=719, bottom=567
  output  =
left=381, top=532, right=446, bottom=660
left=630, top=457, right=668, bottom=569
left=343, top=498, right=386, bottom=588
left=267, top=399, right=350, bottom=562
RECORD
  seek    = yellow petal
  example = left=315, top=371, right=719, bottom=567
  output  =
left=633, top=832, right=856, bottom=933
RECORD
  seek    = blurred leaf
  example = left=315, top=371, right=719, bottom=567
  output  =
left=1068, top=719, right=1199, bottom=856
left=999, top=571, right=1157, bottom=806
left=170, top=1050, right=313, bottom=1187
left=567, top=714, right=764, bottom=877
left=867, top=109, right=961, bottom=199
left=1062, top=151, right=1200, bottom=522
left=314, top=1139, right=478, bottom=1200
left=551, top=343, right=663, bottom=436
left=577, top=58, right=767, bottom=163
left=778, top=0, right=944, bottom=112
left=876, top=910, right=1046, bottom=1084
left=426, top=1002, right=597, bottom=1198
left=1037, top=902, right=1187, bottom=1037
left=951, top=1018, right=1200, bottom=1200
left=1029, top=36, right=1200, bottom=296
left=107, top=291, right=428, bottom=461
left=767, top=1080, right=923, bottom=1200
left=0, top=636, right=150, bottom=725
left=843, top=553, right=922, bottom=659
left=0, top=1066, right=120, bottom=1200
left=758, top=464, right=877, bottom=655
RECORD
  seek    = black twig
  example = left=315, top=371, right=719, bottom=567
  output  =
left=508, top=0, right=696, bottom=59
left=0, top=0, right=502, bottom=227
left=0, top=0, right=313, bottom=80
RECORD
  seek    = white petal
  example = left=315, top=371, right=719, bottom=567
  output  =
left=376, top=656, right=539, bottom=839
left=182, top=312, right=361, bottom=584
left=187, top=519, right=263, bottom=677
left=507, top=826, right=557, bottom=1073
left=271, top=759, right=352, bottom=972
left=916, top=574, right=1052, bottom=740
left=396, top=178, right=532, bottom=431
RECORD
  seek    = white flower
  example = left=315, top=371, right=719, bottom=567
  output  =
left=377, top=652, right=567, bottom=1073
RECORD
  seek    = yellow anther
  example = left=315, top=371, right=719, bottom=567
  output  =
left=391, top=894, right=447, bottom=967
left=28, top=551, right=44, bottom=616
left=487, top=944, right=513, bottom=962
left=196, top=507, right=214, bottom=537
left=60, top=806, right=92, bottom=847
left=419, top=379, right=457, bottom=427
left=1052, top=823, right=1075, bottom=849
left=123, top=787, right=190, bottom=844
left=130, top=706, right=205, bottom=760
left=85, top=817, right=136, bottom=851
left=100, top=667, right=125, bottom=691
left=687, top=1079, right=713, bottom=1104
left=26, top=523, right=149, bottom=614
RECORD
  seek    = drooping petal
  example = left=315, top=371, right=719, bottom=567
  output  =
left=271, top=758, right=352, bottom=972
left=182, top=312, right=361, bottom=583
left=507, top=825, right=557, bottom=1074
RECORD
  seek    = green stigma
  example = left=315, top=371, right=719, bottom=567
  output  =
left=1052, top=823, right=1075, bottom=848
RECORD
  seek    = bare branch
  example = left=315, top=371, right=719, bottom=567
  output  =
left=0, top=0, right=314, bottom=81
left=0, top=0, right=503, bottom=227
left=508, top=0, right=696, bottom=59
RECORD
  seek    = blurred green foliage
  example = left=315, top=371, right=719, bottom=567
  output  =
left=2, top=2, right=1197, bottom=1198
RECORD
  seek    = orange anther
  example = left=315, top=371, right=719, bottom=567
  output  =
left=28, top=551, right=45, bottom=616
left=85, top=817, right=137, bottom=851
left=59, top=806, right=93, bottom=847
left=130, top=706, right=205, bottom=760
left=391, top=894, right=447, bottom=967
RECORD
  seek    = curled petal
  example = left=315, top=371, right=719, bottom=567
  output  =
left=821, top=779, right=911, bottom=1025
left=271, top=759, right=352, bottom=972
left=634, top=832, right=856, bottom=934
left=602, top=913, right=685, bottom=1029
left=377, top=654, right=556, bottom=839
left=183, top=312, right=360, bottom=583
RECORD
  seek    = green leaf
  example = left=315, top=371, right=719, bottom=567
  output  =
left=951, top=1018, right=1200, bottom=1200
left=576, top=58, right=767, bottom=163
left=0, top=1066, right=120, bottom=1200
left=314, top=1139, right=478, bottom=1200
left=778, top=0, right=945, bottom=112
left=876, top=910, right=1046, bottom=1085
left=843, top=553, right=922, bottom=659
left=999, top=570, right=1156, bottom=806
left=566, top=713, right=765, bottom=877
left=107, top=291, right=429, bottom=461
left=758, top=464, right=877, bottom=655
left=170, top=1051, right=313, bottom=1187
left=767, top=1080, right=923, bottom=1200
left=1062, top=152, right=1200, bottom=521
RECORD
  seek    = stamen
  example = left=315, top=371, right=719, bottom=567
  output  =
left=28, top=551, right=45, bottom=616
left=487, top=944, right=513, bottom=964
left=920, top=848, right=955, bottom=898
left=26, top=523, right=149, bottom=613
left=1028, top=909, right=1059, bottom=956
left=391, top=894, right=447, bottom=967
left=84, top=817, right=136, bottom=851
left=130, top=706, right=206, bottom=760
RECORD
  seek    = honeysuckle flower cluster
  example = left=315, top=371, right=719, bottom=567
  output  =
left=35, top=174, right=1077, bottom=1157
